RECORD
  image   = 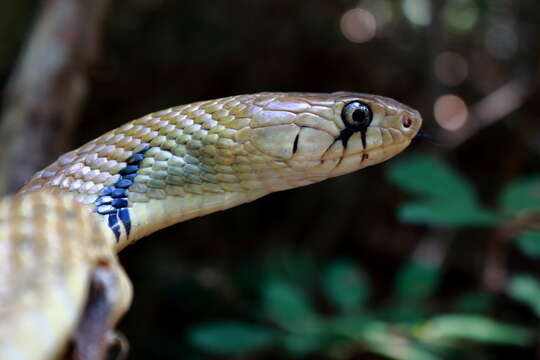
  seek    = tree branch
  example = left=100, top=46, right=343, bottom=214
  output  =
left=0, top=0, right=111, bottom=195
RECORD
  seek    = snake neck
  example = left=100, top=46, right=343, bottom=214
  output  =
left=88, top=144, right=327, bottom=251
left=115, top=189, right=268, bottom=251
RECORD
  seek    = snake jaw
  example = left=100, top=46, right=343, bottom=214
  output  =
left=327, top=116, right=421, bottom=177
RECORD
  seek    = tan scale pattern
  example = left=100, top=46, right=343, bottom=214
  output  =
left=21, top=92, right=421, bottom=248
left=22, top=92, right=420, bottom=198
left=0, top=193, right=131, bottom=360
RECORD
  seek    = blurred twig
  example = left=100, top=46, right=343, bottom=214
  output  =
left=439, top=74, right=531, bottom=148
left=0, top=0, right=111, bottom=195
left=483, top=214, right=540, bottom=293
left=482, top=228, right=509, bottom=293
left=412, top=229, right=451, bottom=268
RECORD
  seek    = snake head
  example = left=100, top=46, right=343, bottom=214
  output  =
left=240, top=92, right=422, bottom=189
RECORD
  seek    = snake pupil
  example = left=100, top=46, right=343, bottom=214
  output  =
left=342, top=101, right=373, bottom=131
left=352, top=107, right=370, bottom=127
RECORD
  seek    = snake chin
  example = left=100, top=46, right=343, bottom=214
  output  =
left=329, top=140, right=412, bottom=177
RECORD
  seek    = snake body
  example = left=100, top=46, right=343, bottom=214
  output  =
left=1, top=92, right=421, bottom=359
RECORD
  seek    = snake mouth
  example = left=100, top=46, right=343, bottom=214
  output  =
left=353, top=140, right=410, bottom=161
left=324, top=139, right=411, bottom=177
left=325, top=124, right=412, bottom=161
left=324, top=139, right=411, bottom=174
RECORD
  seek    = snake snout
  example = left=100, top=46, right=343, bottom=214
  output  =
left=399, top=109, right=422, bottom=139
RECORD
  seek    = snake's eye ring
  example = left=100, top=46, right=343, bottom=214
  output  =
left=341, top=101, right=373, bottom=131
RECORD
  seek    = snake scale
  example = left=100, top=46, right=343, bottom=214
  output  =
left=0, top=92, right=422, bottom=359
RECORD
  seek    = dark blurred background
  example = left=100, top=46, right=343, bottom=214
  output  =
left=1, top=1, right=540, bottom=359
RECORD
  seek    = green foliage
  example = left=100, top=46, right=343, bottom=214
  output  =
left=281, top=333, right=329, bottom=356
left=514, top=231, right=540, bottom=258
left=188, top=154, right=540, bottom=360
left=322, top=259, right=370, bottom=312
left=453, top=292, right=494, bottom=314
left=385, top=154, right=540, bottom=354
left=387, top=154, right=476, bottom=203
left=500, top=176, right=540, bottom=214
left=188, top=254, right=535, bottom=359
left=398, top=201, right=499, bottom=227
left=261, top=280, right=321, bottom=333
left=507, top=275, right=540, bottom=317
left=418, top=314, right=533, bottom=346
left=386, top=154, right=500, bottom=227
left=499, top=175, right=540, bottom=257
left=394, top=261, right=440, bottom=303
left=189, top=322, right=277, bottom=355
left=387, top=154, right=540, bottom=258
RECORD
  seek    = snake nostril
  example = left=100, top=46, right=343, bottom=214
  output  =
left=403, top=117, right=413, bottom=128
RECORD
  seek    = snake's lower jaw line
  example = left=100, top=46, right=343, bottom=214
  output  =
left=361, top=140, right=411, bottom=168
left=330, top=140, right=411, bottom=177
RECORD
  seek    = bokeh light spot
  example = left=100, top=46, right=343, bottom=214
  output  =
left=443, top=0, right=479, bottom=32
left=361, top=0, right=394, bottom=29
left=434, top=94, right=468, bottom=131
left=402, top=0, right=432, bottom=27
left=434, top=52, right=469, bottom=86
left=485, top=23, right=518, bottom=60
left=340, top=8, right=377, bottom=43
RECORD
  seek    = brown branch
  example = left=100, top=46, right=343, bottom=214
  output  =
left=437, top=74, right=531, bottom=148
left=482, top=214, right=540, bottom=293
left=482, top=227, right=509, bottom=293
left=0, top=0, right=112, bottom=195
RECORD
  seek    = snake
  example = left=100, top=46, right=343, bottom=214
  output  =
left=0, top=92, right=422, bottom=360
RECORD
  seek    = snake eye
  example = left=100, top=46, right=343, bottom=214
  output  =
left=341, top=101, right=373, bottom=131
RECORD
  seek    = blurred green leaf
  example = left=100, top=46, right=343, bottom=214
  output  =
left=418, top=314, right=533, bottom=346
left=281, top=333, right=327, bottom=356
left=329, top=314, right=372, bottom=339
left=507, top=275, right=540, bottom=317
left=500, top=176, right=540, bottom=214
left=322, top=259, right=370, bottom=312
left=387, top=154, right=477, bottom=205
left=261, top=279, right=321, bottom=333
left=514, top=231, right=540, bottom=258
left=361, top=322, right=442, bottom=360
left=398, top=201, right=499, bottom=227
left=189, top=321, right=276, bottom=355
left=395, top=261, right=441, bottom=302
left=387, top=154, right=500, bottom=227
left=369, top=343, right=442, bottom=360
left=381, top=303, right=427, bottom=323
left=454, top=292, right=494, bottom=314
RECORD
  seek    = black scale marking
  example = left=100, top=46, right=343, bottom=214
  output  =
left=94, top=145, right=150, bottom=240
